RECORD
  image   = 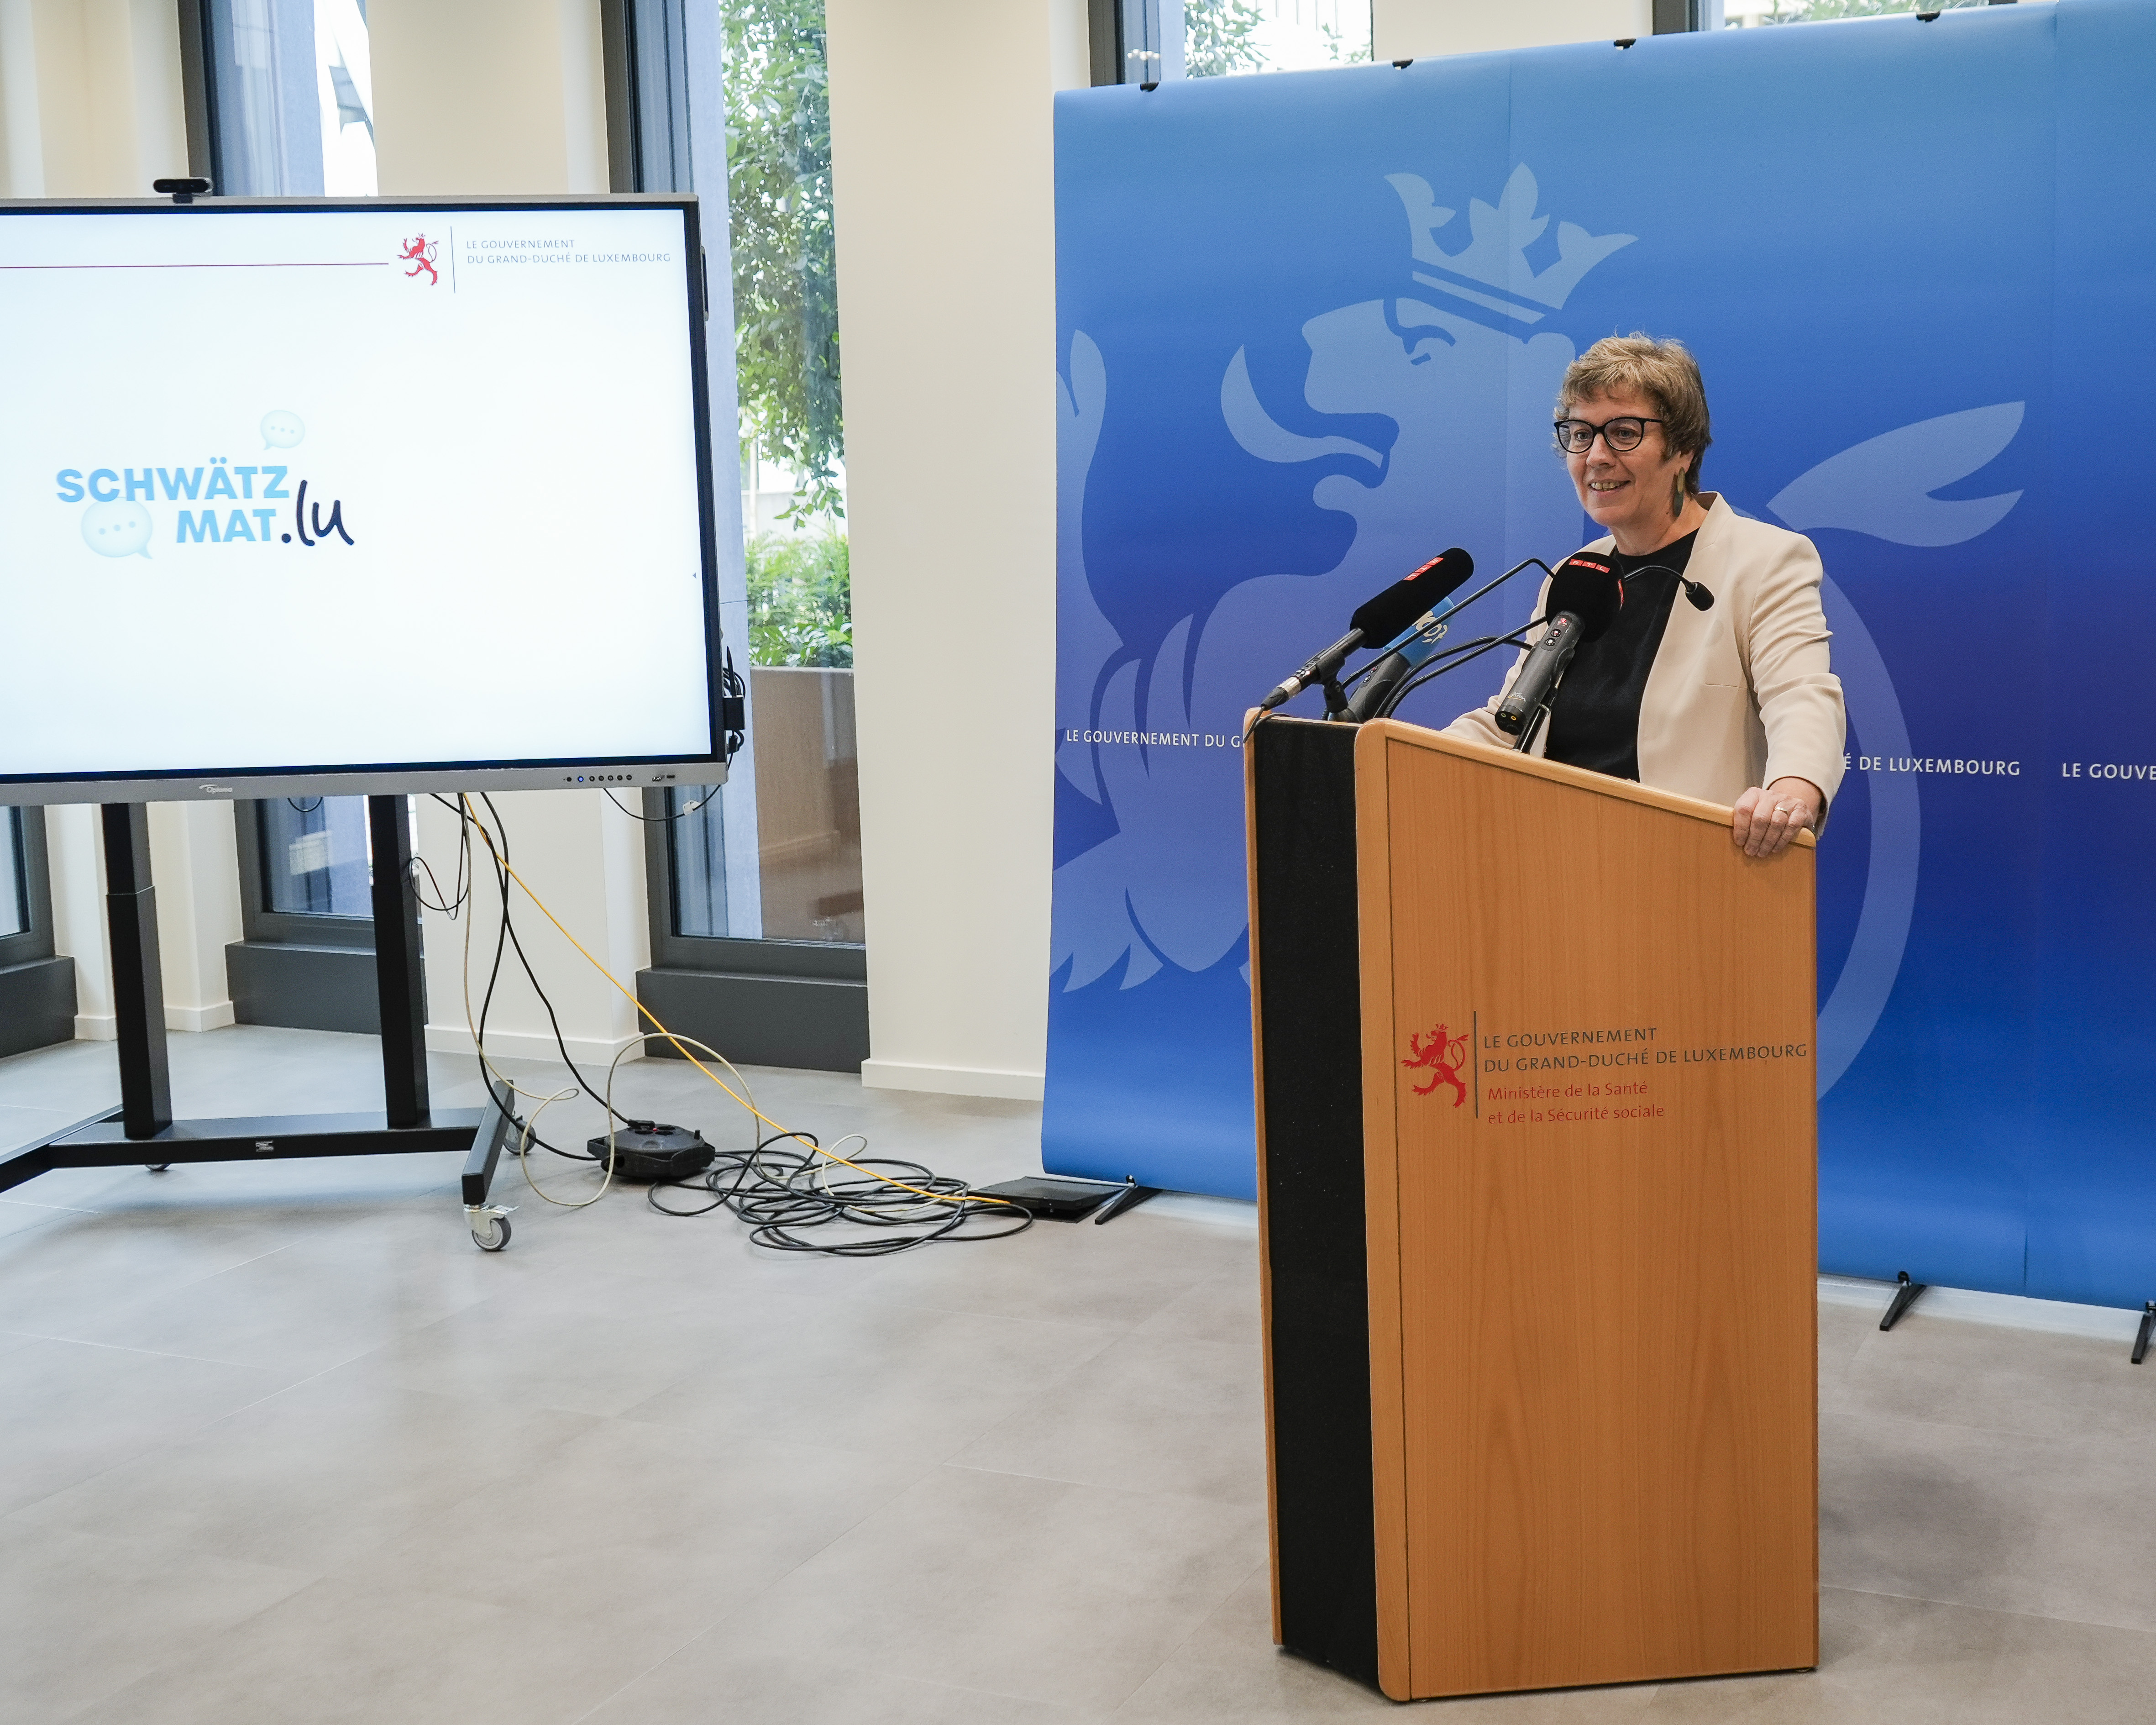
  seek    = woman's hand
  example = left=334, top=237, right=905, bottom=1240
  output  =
left=1732, top=777, right=1823, bottom=858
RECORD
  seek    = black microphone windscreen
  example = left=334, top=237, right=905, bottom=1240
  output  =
left=1348, top=547, right=1476, bottom=643
left=1546, top=552, right=1622, bottom=642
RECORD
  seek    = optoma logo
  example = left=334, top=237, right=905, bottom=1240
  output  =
left=56, top=457, right=356, bottom=558
left=198, top=784, right=235, bottom=795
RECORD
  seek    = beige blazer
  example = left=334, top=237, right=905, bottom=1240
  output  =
left=1442, top=494, right=1847, bottom=816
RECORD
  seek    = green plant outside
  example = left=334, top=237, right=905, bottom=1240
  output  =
left=745, top=529, right=851, bottom=667
left=1749, top=0, right=1986, bottom=18
left=1184, top=0, right=1268, bottom=77
left=724, top=0, right=843, bottom=522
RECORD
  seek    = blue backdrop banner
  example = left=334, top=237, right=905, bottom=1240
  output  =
left=1044, top=1, right=2156, bottom=1311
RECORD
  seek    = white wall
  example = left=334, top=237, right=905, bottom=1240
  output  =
left=0, top=0, right=189, bottom=199
left=43, top=807, right=113, bottom=1040
left=145, top=804, right=243, bottom=1033
left=412, top=791, right=651, bottom=1068
left=826, top=0, right=1089, bottom=1102
left=371, top=0, right=609, bottom=195
left=1373, top=0, right=1653, bottom=59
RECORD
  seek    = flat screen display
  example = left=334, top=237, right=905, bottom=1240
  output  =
left=0, top=197, right=723, bottom=803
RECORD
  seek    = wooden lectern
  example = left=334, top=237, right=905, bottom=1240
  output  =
left=1247, top=716, right=1818, bottom=1702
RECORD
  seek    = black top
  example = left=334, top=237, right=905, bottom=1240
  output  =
left=1542, top=530, right=1699, bottom=782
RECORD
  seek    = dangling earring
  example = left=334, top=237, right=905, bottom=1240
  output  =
left=1671, top=464, right=1687, bottom=519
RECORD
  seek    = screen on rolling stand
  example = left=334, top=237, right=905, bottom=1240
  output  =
left=0, top=198, right=723, bottom=804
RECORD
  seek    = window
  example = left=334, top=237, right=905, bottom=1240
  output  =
left=199, top=0, right=377, bottom=197
left=0, top=808, right=26, bottom=939
left=228, top=796, right=381, bottom=1034
left=0, top=809, right=76, bottom=1057
left=232, top=795, right=377, bottom=949
left=668, top=664, right=860, bottom=943
left=1183, top=0, right=1372, bottom=76
left=610, top=0, right=867, bottom=1069
left=1725, top=0, right=1992, bottom=22
left=257, top=795, right=372, bottom=917
left=679, top=0, right=861, bottom=948
left=1722, top=0, right=1990, bottom=23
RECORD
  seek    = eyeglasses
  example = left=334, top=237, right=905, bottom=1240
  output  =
left=1553, top=415, right=1664, bottom=455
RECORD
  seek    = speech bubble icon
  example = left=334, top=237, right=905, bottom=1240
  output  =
left=261, top=410, right=305, bottom=449
left=82, top=500, right=153, bottom=559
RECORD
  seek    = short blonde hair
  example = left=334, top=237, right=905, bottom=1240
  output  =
left=1558, top=334, right=1712, bottom=498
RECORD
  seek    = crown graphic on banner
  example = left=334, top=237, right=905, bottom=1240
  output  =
left=1385, top=164, right=1634, bottom=325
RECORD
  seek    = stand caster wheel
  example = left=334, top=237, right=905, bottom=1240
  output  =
left=468, top=1210, right=513, bottom=1252
left=145, top=1163, right=170, bottom=1173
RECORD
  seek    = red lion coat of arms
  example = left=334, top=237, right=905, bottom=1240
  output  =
left=1402, top=1022, right=1469, bottom=1107
left=399, top=235, right=439, bottom=285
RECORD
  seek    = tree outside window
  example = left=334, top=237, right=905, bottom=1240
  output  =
left=1184, top=1, right=1370, bottom=78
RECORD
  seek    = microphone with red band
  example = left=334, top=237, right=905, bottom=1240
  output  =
left=1493, top=552, right=1625, bottom=740
left=1256, top=547, right=1476, bottom=714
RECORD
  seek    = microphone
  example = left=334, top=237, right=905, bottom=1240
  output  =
left=1493, top=556, right=1624, bottom=740
left=1572, top=546, right=1714, bottom=611
left=1344, top=553, right=1548, bottom=723
left=1542, top=552, right=1625, bottom=642
left=1256, top=548, right=1474, bottom=712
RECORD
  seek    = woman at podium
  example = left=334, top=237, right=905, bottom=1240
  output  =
left=1442, top=334, right=1845, bottom=859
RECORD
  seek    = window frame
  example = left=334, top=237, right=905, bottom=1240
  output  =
left=0, top=807, right=78, bottom=1056
left=600, top=0, right=866, bottom=1072
left=639, top=788, right=864, bottom=984
left=0, top=808, right=57, bottom=967
left=225, top=797, right=382, bottom=1035
left=232, top=798, right=374, bottom=950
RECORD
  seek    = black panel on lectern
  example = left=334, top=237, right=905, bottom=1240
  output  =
left=1250, top=718, right=1378, bottom=1688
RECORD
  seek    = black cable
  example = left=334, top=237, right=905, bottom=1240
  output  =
left=473, top=793, right=644, bottom=1137
left=422, top=797, right=1027, bottom=1256
left=719, top=649, right=746, bottom=761
left=462, top=802, right=586, bottom=1158
left=285, top=795, right=324, bottom=814
left=648, top=1130, right=1035, bottom=1253
left=409, top=805, right=471, bottom=917
left=602, top=785, right=718, bottom=823
left=426, top=792, right=604, bottom=1161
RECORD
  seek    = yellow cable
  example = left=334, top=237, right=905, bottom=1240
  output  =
left=452, top=796, right=1015, bottom=1211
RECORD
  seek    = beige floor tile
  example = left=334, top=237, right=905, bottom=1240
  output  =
left=1835, top=1310, right=2156, bottom=1443
left=0, top=1336, right=290, bottom=1516
left=337, top=1420, right=928, bottom=1644
left=585, top=1646, right=1112, bottom=1725
left=621, top=1300, right=1123, bottom=1462
left=953, top=1330, right=1268, bottom=1506
left=847, top=1208, right=1257, bottom=1331
left=14, top=1369, right=599, bottom=1571
left=1641, top=1585, right=2156, bottom=1724
left=67, top=1575, right=683, bottom=1725
left=1821, top=1410, right=2156, bottom=1633
left=707, top=1463, right=1267, bottom=1711
left=0, top=1520, right=315, bottom=1722
left=1130, top=1267, right=1264, bottom=1347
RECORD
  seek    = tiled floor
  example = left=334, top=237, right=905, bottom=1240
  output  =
left=1, top=1026, right=2152, bottom=1722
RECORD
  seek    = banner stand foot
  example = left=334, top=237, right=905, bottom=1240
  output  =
left=2133, top=1303, right=2154, bottom=1366
left=1879, top=1270, right=1927, bottom=1332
